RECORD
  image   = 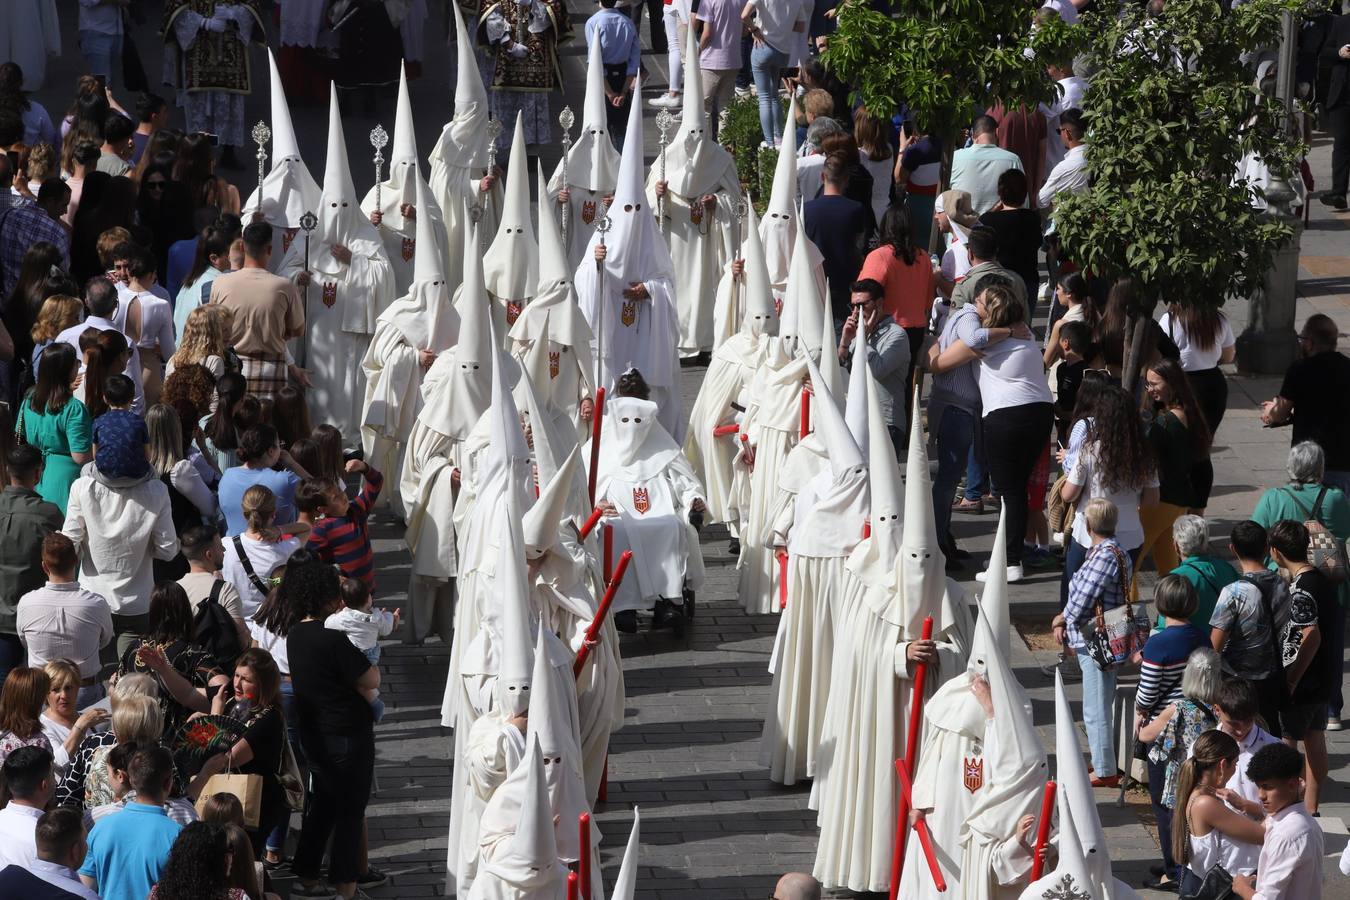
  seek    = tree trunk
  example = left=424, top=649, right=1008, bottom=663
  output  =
left=1121, top=311, right=1148, bottom=394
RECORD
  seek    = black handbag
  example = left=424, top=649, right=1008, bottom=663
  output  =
left=1180, top=864, right=1234, bottom=900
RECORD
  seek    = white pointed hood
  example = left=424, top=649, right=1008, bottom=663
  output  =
left=484, top=114, right=539, bottom=302
left=981, top=507, right=1012, bottom=659
left=844, top=331, right=869, bottom=451
left=513, top=167, right=595, bottom=355
left=477, top=738, right=567, bottom=893
left=423, top=217, right=495, bottom=440
left=316, top=84, right=379, bottom=257
left=495, top=489, right=535, bottom=718
left=791, top=352, right=869, bottom=558
left=778, top=215, right=825, bottom=357
left=656, top=33, right=739, bottom=198
left=525, top=621, right=589, bottom=861
left=523, top=445, right=581, bottom=558
left=485, top=318, right=533, bottom=482
left=584, top=79, right=673, bottom=288
left=897, top=387, right=948, bottom=636
left=389, top=63, right=420, bottom=209
left=961, top=608, right=1047, bottom=845
left=1017, top=672, right=1141, bottom=900
left=738, top=202, right=777, bottom=338
left=846, top=365, right=905, bottom=584
left=610, top=808, right=641, bottom=900
left=536, top=163, right=570, bottom=293
left=550, top=40, right=620, bottom=194
left=814, top=292, right=842, bottom=398
left=376, top=177, right=459, bottom=352
left=245, top=50, right=321, bottom=227
left=761, top=95, right=800, bottom=287
left=429, top=0, right=491, bottom=170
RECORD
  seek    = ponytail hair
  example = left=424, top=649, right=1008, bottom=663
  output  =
left=83, top=329, right=130, bottom=419
left=1171, top=729, right=1239, bottom=865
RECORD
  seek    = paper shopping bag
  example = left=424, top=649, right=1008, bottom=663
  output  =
left=194, top=772, right=263, bottom=828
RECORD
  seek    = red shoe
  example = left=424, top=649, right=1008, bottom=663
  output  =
left=1090, top=774, right=1120, bottom=788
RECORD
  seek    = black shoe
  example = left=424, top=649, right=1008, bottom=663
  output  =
left=653, top=599, right=685, bottom=636
left=1143, top=876, right=1179, bottom=893
left=727, top=538, right=741, bottom=556
left=1320, top=192, right=1348, bottom=210
left=358, top=867, right=389, bottom=889
left=614, top=611, right=638, bottom=634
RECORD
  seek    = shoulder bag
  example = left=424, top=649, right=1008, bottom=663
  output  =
left=1086, top=542, right=1150, bottom=669
left=232, top=535, right=273, bottom=597
left=1281, top=486, right=1349, bottom=584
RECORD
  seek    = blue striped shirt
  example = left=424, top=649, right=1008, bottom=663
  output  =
left=1136, top=623, right=1207, bottom=716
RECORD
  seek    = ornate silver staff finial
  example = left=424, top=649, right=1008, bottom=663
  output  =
left=559, top=106, right=575, bottom=248
left=655, top=109, right=674, bottom=221
left=299, top=209, right=318, bottom=267
left=251, top=121, right=271, bottom=215
left=370, top=124, right=389, bottom=212
left=596, top=212, right=611, bottom=246
left=486, top=116, right=504, bottom=174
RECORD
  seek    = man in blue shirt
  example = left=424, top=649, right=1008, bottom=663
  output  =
left=79, top=748, right=182, bottom=900
left=585, top=0, right=642, bottom=149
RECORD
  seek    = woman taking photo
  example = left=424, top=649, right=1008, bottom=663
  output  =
left=18, top=342, right=91, bottom=513
left=1157, top=303, right=1235, bottom=514
left=1172, top=730, right=1265, bottom=892
left=0, top=666, right=52, bottom=764
left=39, top=659, right=110, bottom=772
left=281, top=551, right=379, bottom=900
left=927, top=280, right=1053, bottom=582
left=1138, top=358, right=1211, bottom=589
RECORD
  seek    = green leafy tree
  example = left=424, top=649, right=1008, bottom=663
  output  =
left=1053, top=0, right=1303, bottom=384
left=825, top=0, right=1084, bottom=143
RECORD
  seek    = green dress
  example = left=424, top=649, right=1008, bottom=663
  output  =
left=17, top=395, right=92, bottom=515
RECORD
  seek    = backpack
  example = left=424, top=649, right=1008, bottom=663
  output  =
left=193, top=580, right=244, bottom=671
left=1281, top=486, right=1349, bottom=584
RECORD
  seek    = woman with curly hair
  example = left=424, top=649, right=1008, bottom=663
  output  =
left=281, top=551, right=381, bottom=897
left=28, top=293, right=83, bottom=374
left=150, top=821, right=245, bottom=900
left=167, top=304, right=231, bottom=381
left=1059, top=383, right=1160, bottom=605
left=1137, top=358, right=1212, bottom=588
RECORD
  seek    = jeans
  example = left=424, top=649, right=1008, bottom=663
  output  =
left=1077, top=649, right=1118, bottom=775
left=360, top=646, right=385, bottom=722
left=982, top=403, right=1054, bottom=566
left=80, top=30, right=123, bottom=87
left=0, top=633, right=23, bottom=686
left=737, top=33, right=753, bottom=89
left=294, top=729, right=375, bottom=885
left=933, top=406, right=978, bottom=545
left=964, top=444, right=989, bottom=502
left=750, top=44, right=789, bottom=145
left=1146, top=757, right=1177, bottom=878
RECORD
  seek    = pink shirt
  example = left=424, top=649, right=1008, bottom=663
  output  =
left=696, top=0, right=743, bottom=70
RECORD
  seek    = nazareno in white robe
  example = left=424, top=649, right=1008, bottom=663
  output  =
left=806, top=541, right=971, bottom=888
left=734, top=352, right=807, bottom=615
left=683, top=329, right=765, bottom=533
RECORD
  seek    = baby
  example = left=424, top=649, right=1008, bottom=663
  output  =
left=324, top=577, right=398, bottom=722
left=90, top=373, right=149, bottom=479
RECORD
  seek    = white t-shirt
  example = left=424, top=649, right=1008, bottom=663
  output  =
left=859, top=148, right=894, bottom=223
left=976, top=339, right=1054, bottom=414
left=746, top=0, right=807, bottom=55
left=248, top=620, right=291, bottom=675
left=1068, top=442, right=1159, bottom=550
left=222, top=534, right=304, bottom=617
left=1157, top=310, right=1235, bottom=372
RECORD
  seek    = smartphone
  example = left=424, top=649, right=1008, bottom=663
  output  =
left=200, top=132, right=220, bottom=147
left=4, top=150, right=18, bottom=175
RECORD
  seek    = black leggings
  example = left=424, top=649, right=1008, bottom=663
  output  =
left=982, top=402, right=1054, bottom=566
left=294, top=729, right=375, bottom=885
left=1187, top=366, right=1228, bottom=508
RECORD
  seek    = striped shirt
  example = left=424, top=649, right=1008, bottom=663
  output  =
left=1135, top=623, right=1208, bottom=717
left=308, top=467, right=383, bottom=587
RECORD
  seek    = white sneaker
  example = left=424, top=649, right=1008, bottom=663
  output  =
left=648, top=93, right=680, bottom=109
left=1328, top=717, right=1343, bottom=731
left=975, top=564, right=1024, bottom=584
